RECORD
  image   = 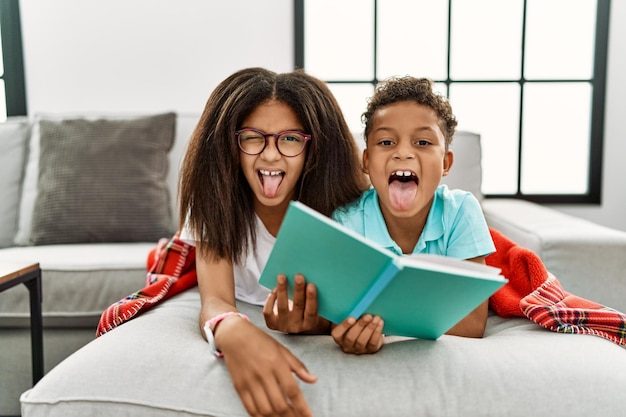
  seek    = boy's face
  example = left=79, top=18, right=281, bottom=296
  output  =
left=363, top=101, right=453, bottom=220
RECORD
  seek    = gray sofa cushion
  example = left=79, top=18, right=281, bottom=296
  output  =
left=483, top=198, right=626, bottom=313
left=442, top=130, right=483, bottom=201
left=30, top=113, right=176, bottom=245
left=0, top=243, right=151, bottom=327
left=0, top=117, right=30, bottom=248
left=21, top=287, right=626, bottom=417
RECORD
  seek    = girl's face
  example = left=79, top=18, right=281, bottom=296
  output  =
left=239, top=99, right=307, bottom=211
left=363, top=100, right=453, bottom=220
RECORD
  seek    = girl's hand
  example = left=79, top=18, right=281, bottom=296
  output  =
left=331, top=314, right=384, bottom=354
left=263, top=274, right=331, bottom=334
left=217, top=316, right=317, bottom=417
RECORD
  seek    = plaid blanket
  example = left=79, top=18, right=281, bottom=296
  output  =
left=96, top=235, right=197, bottom=336
left=487, top=228, right=625, bottom=346
left=96, top=229, right=626, bottom=347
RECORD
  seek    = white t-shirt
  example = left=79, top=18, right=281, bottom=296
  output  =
left=179, top=215, right=274, bottom=305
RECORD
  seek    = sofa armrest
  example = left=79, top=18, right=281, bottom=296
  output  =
left=482, top=198, right=626, bottom=313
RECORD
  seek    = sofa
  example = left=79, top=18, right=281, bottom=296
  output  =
left=0, top=112, right=198, bottom=416
left=1, top=113, right=625, bottom=417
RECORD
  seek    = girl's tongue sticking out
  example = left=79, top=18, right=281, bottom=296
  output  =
left=388, top=170, right=418, bottom=211
left=259, top=169, right=284, bottom=198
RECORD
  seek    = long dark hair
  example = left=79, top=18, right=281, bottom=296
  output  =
left=179, top=67, right=368, bottom=261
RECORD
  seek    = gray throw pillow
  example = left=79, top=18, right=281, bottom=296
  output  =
left=30, top=112, right=176, bottom=245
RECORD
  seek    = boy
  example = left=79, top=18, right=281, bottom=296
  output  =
left=330, top=76, right=496, bottom=353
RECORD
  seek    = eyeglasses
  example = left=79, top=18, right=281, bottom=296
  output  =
left=235, top=128, right=311, bottom=157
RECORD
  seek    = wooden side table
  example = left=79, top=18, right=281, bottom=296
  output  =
left=0, top=263, right=44, bottom=385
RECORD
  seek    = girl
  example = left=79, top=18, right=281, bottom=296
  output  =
left=178, top=67, right=368, bottom=417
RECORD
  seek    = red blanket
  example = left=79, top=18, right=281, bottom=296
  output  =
left=96, top=236, right=197, bottom=336
left=96, top=229, right=626, bottom=347
left=487, top=228, right=625, bottom=346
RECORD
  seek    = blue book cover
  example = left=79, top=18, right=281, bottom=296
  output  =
left=259, top=201, right=508, bottom=339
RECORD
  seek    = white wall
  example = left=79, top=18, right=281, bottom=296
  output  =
left=19, top=0, right=626, bottom=232
left=19, top=0, right=293, bottom=114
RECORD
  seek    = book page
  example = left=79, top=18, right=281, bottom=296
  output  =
left=401, top=253, right=503, bottom=280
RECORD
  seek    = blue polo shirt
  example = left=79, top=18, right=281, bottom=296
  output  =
left=332, top=185, right=495, bottom=259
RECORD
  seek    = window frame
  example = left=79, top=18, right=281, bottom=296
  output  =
left=0, top=0, right=27, bottom=117
left=294, top=0, right=611, bottom=204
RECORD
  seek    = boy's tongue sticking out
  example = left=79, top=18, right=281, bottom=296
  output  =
left=259, top=169, right=284, bottom=198
left=388, top=170, right=418, bottom=211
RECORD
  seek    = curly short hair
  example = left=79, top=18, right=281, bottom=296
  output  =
left=361, top=76, right=458, bottom=149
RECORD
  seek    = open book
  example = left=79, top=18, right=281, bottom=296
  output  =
left=259, top=201, right=508, bottom=339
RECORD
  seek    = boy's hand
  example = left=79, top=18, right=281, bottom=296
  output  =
left=263, top=274, right=331, bottom=334
left=331, top=315, right=384, bottom=354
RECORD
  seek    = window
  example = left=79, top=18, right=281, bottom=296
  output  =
left=295, top=0, right=610, bottom=204
left=0, top=0, right=27, bottom=120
